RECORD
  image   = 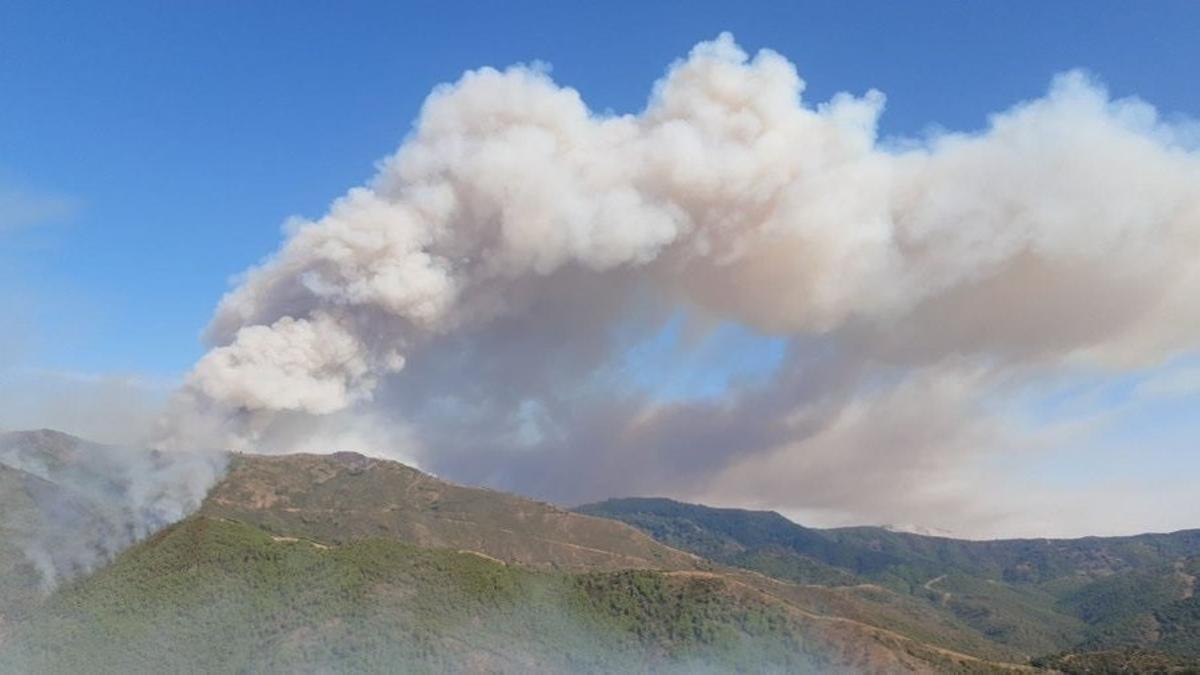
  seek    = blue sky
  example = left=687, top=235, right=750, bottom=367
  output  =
left=2, top=2, right=1199, bottom=536
left=3, top=1, right=1199, bottom=377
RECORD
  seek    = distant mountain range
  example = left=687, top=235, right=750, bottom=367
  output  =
left=576, top=498, right=1200, bottom=670
left=1, top=430, right=1198, bottom=673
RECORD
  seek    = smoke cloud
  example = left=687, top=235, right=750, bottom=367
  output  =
left=159, top=34, right=1199, bottom=534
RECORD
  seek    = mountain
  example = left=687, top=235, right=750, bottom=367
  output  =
left=5, top=430, right=1198, bottom=672
left=0, top=432, right=1024, bottom=674
left=576, top=497, right=1200, bottom=666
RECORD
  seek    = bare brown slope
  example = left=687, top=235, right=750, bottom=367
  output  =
left=200, top=452, right=702, bottom=571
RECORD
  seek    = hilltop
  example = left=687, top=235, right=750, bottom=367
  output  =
left=200, top=452, right=700, bottom=572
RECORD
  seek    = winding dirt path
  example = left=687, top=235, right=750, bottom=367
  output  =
left=923, top=574, right=951, bottom=605
left=270, top=535, right=330, bottom=550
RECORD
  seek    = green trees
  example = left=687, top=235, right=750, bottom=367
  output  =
left=1, top=517, right=827, bottom=673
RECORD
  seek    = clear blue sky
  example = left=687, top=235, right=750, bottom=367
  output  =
left=3, top=0, right=1199, bottom=377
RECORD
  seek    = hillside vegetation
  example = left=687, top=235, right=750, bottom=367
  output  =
left=0, top=515, right=1029, bottom=674
left=200, top=453, right=1037, bottom=663
left=0, top=432, right=1027, bottom=673
left=577, top=498, right=1200, bottom=667
left=1, top=517, right=833, bottom=673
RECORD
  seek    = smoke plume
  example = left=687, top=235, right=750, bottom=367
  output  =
left=160, top=34, right=1199, bottom=533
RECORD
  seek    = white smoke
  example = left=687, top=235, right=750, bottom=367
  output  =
left=0, top=430, right=227, bottom=589
left=157, top=34, right=1199, bottom=533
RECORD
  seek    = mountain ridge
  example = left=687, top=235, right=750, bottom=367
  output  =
left=3, top=430, right=1199, bottom=672
left=0, top=431, right=1029, bottom=673
left=199, top=451, right=705, bottom=572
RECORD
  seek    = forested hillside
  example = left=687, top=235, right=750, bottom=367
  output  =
left=0, top=432, right=1024, bottom=674
left=577, top=498, right=1200, bottom=666
left=2, top=517, right=847, bottom=673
